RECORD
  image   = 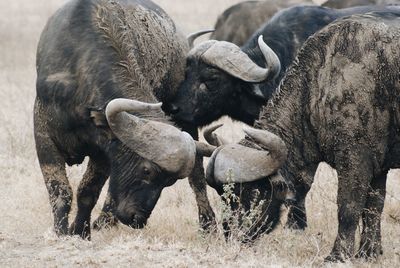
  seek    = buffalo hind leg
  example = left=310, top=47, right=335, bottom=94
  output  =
left=325, top=149, right=372, bottom=262
left=93, top=189, right=118, bottom=230
left=69, top=156, right=110, bottom=239
left=356, top=173, right=387, bottom=259
left=35, top=132, right=72, bottom=236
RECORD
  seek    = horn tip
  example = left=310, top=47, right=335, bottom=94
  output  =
left=242, top=126, right=253, bottom=135
left=243, top=126, right=262, bottom=140
left=214, top=123, right=223, bottom=129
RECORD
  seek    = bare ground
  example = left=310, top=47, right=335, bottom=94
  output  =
left=0, top=0, right=399, bottom=267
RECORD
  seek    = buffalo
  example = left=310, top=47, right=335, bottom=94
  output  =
left=167, top=5, right=400, bottom=128
left=205, top=11, right=400, bottom=261
left=34, top=0, right=214, bottom=238
left=210, top=0, right=399, bottom=47
left=322, top=0, right=399, bottom=9
left=210, top=0, right=314, bottom=46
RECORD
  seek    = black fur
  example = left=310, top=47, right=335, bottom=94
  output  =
left=168, top=5, right=400, bottom=127
left=34, top=0, right=188, bottom=238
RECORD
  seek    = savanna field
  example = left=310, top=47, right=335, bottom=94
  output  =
left=0, top=0, right=399, bottom=267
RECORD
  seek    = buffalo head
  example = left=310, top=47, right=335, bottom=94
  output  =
left=105, top=99, right=214, bottom=228
left=165, top=36, right=281, bottom=127
left=204, top=125, right=294, bottom=240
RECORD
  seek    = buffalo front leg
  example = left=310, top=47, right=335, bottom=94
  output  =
left=189, top=154, right=216, bottom=231
left=69, top=156, right=110, bottom=239
left=286, top=183, right=310, bottom=230
left=35, top=133, right=72, bottom=236
left=286, top=166, right=317, bottom=230
left=185, top=126, right=216, bottom=231
left=356, top=173, right=387, bottom=259
left=325, top=150, right=372, bottom=262
left=92, top=188, right=118, bottom=230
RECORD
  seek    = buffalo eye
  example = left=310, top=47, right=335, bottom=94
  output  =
left=203, top=76, right=221, bottom=91
left=199, top=83, right=207, bottom=91
left=139, top=167, right=152, bottom=185
left=143, top=167, right=151, bottom=175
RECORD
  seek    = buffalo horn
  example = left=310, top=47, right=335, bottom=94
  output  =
left=206, top=126, right=287, bottom=184
left=187, top=29, right=215, bottom=48
left=200, top=35, right=280, bottom=83
left=203, top=123, right=228, bottom=146
left=194, top=141, right=216, bottom=157
left=105, top=98, right=196, bottom=178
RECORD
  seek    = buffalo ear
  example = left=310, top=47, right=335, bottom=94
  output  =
left=89, top=108, right=108, bottom=127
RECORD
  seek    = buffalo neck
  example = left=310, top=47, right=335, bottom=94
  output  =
left=241, top=37, right=296, bottom=111
left=225, top=80, right=266, bottom=125
left=253, top=59, right=322, bottom=187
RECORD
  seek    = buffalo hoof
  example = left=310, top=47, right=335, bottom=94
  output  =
left=355, top=245, right=383, bottom=260
left=69, top=221, right=91, bottom=240
left=199, top=208, right=217, bottom=233
left=54, top=221, right=69, bottom=237
left=285, top=212, right=307, bottom=230
left=53, top=210, right=70, bottom=236
left=285, top=219, right=307, bottom=230
left=324, top=253, right=345, bottom=263
left=93, top=213, right=118, bottom=230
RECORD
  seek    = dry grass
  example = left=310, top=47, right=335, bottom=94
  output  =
left=0, top=0, right=399, bottom=267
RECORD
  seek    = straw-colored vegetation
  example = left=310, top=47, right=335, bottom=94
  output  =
left=0, top=0, right=398, bottom=267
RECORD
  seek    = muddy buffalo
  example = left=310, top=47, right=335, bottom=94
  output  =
left=206, top=11, right=400, bottom=261
left=210, top=0, right=314, bottom=46
left=322, top=0, right=399, bottom=9
left=210, top=0, right=399, bottom=47
left=34, top=0, right=214, bottom=239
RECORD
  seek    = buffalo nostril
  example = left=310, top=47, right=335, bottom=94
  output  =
left=284, top=195, right=296, bottom=207
left=165, top=103, right=180, bottom=114
left=171, top=105, right=180, bottom=114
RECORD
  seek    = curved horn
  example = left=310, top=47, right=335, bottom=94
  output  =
left=106, top=98, right=162, bottom=126
left=206, top=126, right=287, bottom=184
left=200, top=35, right=280, bottom=83
left=258, top=35, right=281, bottom=80
left=105, top=98, right=196, bottom=178
left=243, top=126, right=287, bottom=166
left=195, top=141, right=216, bottom=157
left=187, top=29, right=215, bottom=49
left=203, top=123, right=227, bottom=146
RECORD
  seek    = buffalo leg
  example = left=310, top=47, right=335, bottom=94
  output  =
left=189, top=154, right=216, bottom=230
left=286, top=183, right=310, bottom=229
left=185, top=126, right=216, bottom=231
left=93, top=189, right=118, bottom=230
left=356, top=173, right=387, bottom=259
left=35, top=131, right=72, bottom=236
left=325, top=149, right=372, bottom=262
left=286, top=166, right=317, bottom=230
left=69, top=156, right=110, bottom=239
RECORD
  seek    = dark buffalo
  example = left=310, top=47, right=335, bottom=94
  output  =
left=206, top=11, right=400, bottom=261
left=210, top=0, right=314, bottom=46
left=34, top=0, right=214, bottom=239
left=210, top=0, right=400, bottom=47
left=322, top=0, right=399, bottom=9
left=167, top=5, right=400, bottom=128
